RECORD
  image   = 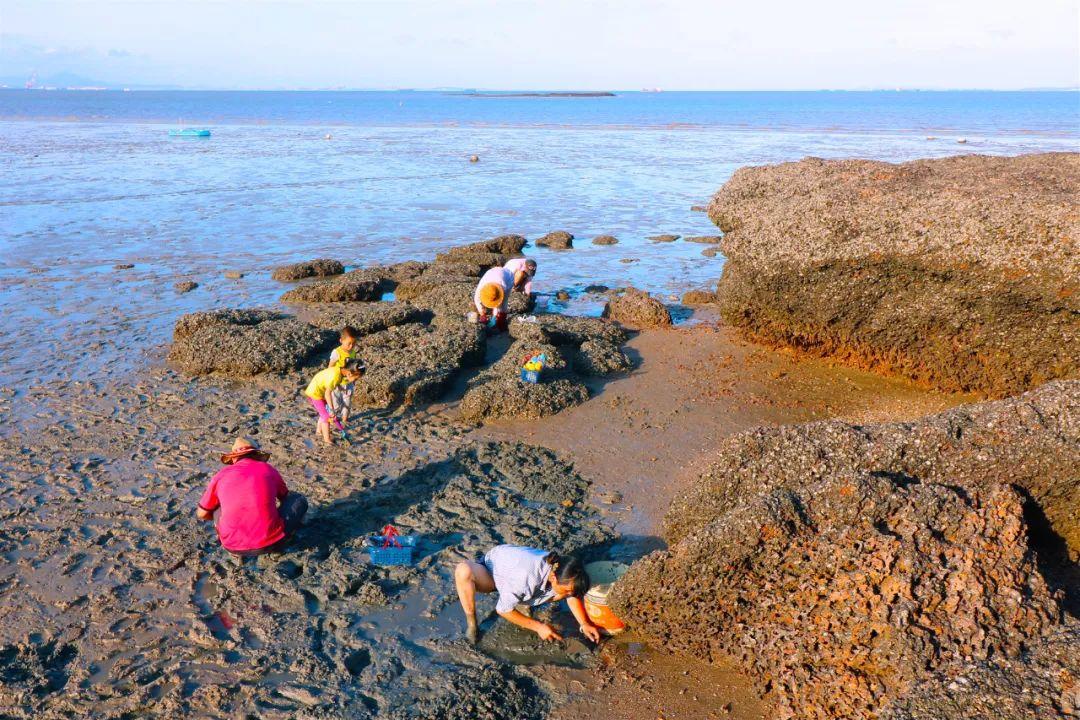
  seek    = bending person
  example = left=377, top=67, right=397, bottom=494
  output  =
left=502, top=257, right=537, bottom=296
left=196, top=437, right=308, bottom=558
left=473, top=266, right=513, bottom=331
left=454, top=544, right=601, bottom=645
left=304, top=358, right=365, bottom=444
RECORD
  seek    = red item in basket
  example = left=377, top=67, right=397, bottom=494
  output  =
left=380, top=524, right=402, bottom=547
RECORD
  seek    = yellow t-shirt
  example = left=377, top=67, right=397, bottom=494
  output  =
left=329, top=345, right=357, bottom=368
left=305, top=366, right=343, bottom=400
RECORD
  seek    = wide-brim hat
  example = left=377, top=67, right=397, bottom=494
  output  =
left=479, top=283, right=505, bottom=309
left=220, top=437, right=270, bottom=465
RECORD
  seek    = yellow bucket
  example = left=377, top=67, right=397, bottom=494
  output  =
left=584, top=561, right=629, bottom=634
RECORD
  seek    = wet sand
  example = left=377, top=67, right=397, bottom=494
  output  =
left=0, top=312, right=971, bottom=718
left=472, top=314, right=972, bottom=719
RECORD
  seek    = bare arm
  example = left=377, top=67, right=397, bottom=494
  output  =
left=196, top=507, right=214, bottom=522
left=566, top=596, right=601, bottom=642
left=498, top=609, right=562, bottom=641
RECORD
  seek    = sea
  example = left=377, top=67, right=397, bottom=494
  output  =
left=1, top=89, right=1077, bottom=384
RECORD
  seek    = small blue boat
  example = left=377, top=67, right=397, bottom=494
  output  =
left=168, top=128, right=211, bottom=138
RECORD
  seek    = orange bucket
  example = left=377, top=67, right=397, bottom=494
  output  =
left=584, top=561, right=629, bottom=634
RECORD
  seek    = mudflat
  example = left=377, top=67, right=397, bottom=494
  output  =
left=0, top=307, right=967, bottom=718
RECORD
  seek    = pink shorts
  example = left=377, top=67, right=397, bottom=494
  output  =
left=309, top=398, right=343, bottom=430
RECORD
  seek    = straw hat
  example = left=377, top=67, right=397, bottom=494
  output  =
left=478, top=283, right=505, bottom=309
left=220, top=436, right=270, bottom=465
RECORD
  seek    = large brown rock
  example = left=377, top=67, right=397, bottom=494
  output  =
left=602, top=288, right=672, bottom=328
left=708, top=153, right=1080, bottom=396
left=509, top=314, right=627, bottom=348
left=433, top=234, right=527, bottom=267
left=459, top=341, right=589, bottom=423
left=271, top=258, right=344, bottom=281
left=610, top=381, right=1080, bottom=720
left=460, top=316, right=632, bottom=423
left=535, top=231, right=574, bottom=249
left=353, top=319, right=486, bottom=408
left=292, top=301, right=430, bottom=335
left=168, top=309, right=334, bottom=377
left=681, top=289, right=718, bottom=305
left=664, top=380, right=1080, bottom=553
left=280, top=262, right=427, bottom=304
left=881, top=622, right=1080, bottom=720
left=572, top=339, right=632, bottom=376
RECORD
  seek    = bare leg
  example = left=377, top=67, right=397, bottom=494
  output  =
left=317, top=420, right=332, bottom=444
left=454, top=560, right=494, bottom=644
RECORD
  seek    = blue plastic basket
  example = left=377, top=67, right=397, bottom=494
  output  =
left=520, top=369, right=540, bottom=384
left=367, top=535, right=417, bottom=566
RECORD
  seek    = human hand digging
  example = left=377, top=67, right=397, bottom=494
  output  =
left=580, top=624, right=602, bottom=643
left=536, top=624, right=563, bottom=642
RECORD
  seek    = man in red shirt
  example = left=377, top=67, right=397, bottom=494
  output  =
left=196, top=438, right=307, bottom=557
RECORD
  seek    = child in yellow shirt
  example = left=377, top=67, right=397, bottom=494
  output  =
left=305, top=358, right=365, bottom=444
left=328, top=326, right=358, bottom=368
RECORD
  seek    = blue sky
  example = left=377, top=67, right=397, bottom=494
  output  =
left=1, top=0, right=1077, bottom=90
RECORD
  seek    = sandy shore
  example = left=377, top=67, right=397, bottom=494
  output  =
left=472, top=316, right=969, bottom=719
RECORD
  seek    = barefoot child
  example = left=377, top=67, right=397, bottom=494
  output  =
left=454, top=545, right=601, bottom=645
left=304, top=358, right=365, bottom=444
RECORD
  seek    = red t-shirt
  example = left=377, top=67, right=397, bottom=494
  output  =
left=198, top=459, right=288, bottom=552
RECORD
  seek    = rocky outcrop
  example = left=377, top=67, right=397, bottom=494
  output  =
left=681, top=290, right=718, bottom=305
left=391, top=238, right=535, bottom=316
left=535, top=231, right=573, bottom=249
left=460, top=341, right=590, bottom=423
left=280, top=262, right=426, bottom=304
left=592, top=235, right=619, bottom=245
left=433, top=234, right=526, bottom=266
left=354, top=319, right=487, bottom=408
left=460, top=315, right=632, bottom=423
left=880, top=622, right=1080, bottom=720
left=610, top=381, right=1080, bottom=720
left=271, top=258, right=345, bottom=282
left=168, top=309, right=334, bottom=377
left=663, top=379, right=1080, bottom=554
left=293, top=301, right=430, bottom=335
left=602, top=288, right=672, bottom=328
left=683, top=235, right=722, bottom=244
left=398, top=280, right=533, bottom=318
left=708, top=153, right=1080, bottom=396
left=573, top=339, right=633, bottom=376
left=509, top=314, right=627, bottom=348
left=648, top=234, right=679, bottom=243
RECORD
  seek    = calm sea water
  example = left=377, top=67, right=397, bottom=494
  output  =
left=1, top=90, right=1077, bottom=384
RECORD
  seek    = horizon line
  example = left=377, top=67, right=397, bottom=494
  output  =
left=3, top=86, right=1079, bottom=93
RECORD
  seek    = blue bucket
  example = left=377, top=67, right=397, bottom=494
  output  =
left=367, top=535, right=417, bottom=566
left=520, top=369, right=540, bottom=384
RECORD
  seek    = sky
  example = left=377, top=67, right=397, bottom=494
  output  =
left=1, top=0, right=1078, bottom=90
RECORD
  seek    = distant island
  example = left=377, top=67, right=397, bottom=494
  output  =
left=453, top=91, right=616, bottom=98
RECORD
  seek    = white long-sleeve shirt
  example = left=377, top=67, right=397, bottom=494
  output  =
left=473, top=267, right=515, bottom=314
